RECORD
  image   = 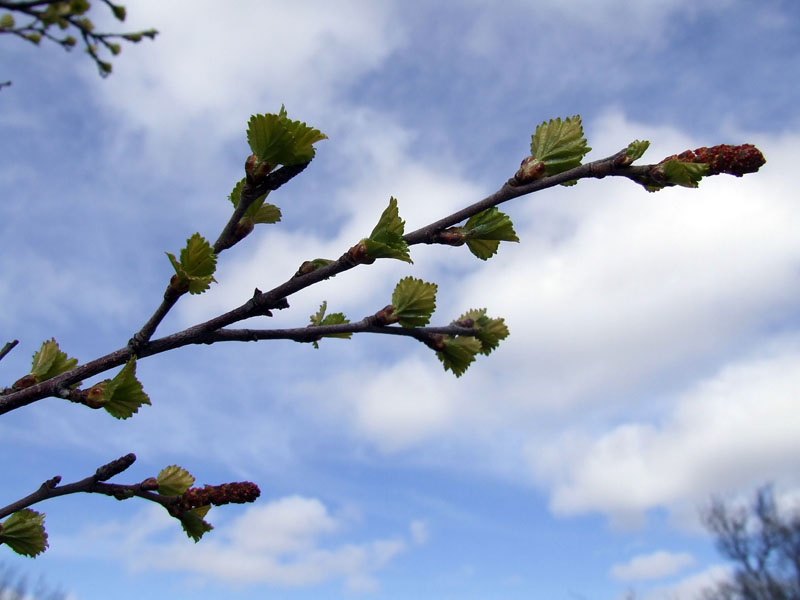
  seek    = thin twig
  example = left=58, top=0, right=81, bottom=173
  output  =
left=0, top=340, right=18, bottom=362
left=127, top=163, right=310, bottom=351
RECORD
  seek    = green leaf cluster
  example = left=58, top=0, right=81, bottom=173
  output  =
left=661, top=159, right=708, bottom=188
left=157, top=465, right=195, bottom=496
left=392, top=277, right=437, bottom=328
left=30, top=339, right=78, bottom=384
left=309, top=301, right=351, bottom=349
left=229, top=178, right=282, bottom=225
left=459, top=208, right=519, bottom=260
left=530, top=115, right=591, bottom=177
left=93, top=358, right=151, bottom=419
left=0, top=13, right=15, bottom=29
left=360, top=197, right=412, bottom=263
left=0, top=510, right=48, bottom=557
left=166, top=233, right=218, bottom=294
left=435, top=309, right=509, bottom=377
left=246, top=106, right=327, bottom=171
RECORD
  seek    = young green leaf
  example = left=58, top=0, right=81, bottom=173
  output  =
left=359, top=197, right=412, bottom=263
left=30, top=339, right=78, bottom=383
left=157, top=465, right=196, bottom=496
left=229, top=178, right=281, bottom=225
left=166, top=233, right=218, bottom=295
left=247, top=203, right=281, bottom=225
left=462, top=208, right=519, bottom=260
left=392, top=277, right=437, bottom=328
left=178, top=510, right=213, bottom=543
left=530, top=115, right=592, bottom=176
left=435, top=336, right=482, bottom=378
left=625, top=140, right=650, bottom=163
left=309, top=301, right=351, bottom=348
left=457, top=309, right=509, bottom=355
left=246, top=108, right=327, bottom=167
left=101, top=358, right=151, bottom=419
left=661, top=159, right=709, bottom=188
left=246, top=113, right=293, bottom=168
left=0, top=510, right=48, bottom=557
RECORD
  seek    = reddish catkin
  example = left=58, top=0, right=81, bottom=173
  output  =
left=180, top=482, right=261, bottom=510
left=662, top=144, right=766, bottom=177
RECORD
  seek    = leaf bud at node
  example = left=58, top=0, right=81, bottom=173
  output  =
left=374, top=305, right=397, bottom=326
left=244, top=154, right=258, bottom=182
left=232, top=220, right=255, bottom=244
left=12, top=374, right=37, bottom=390
left=140, top=477, right=159, bottom=491
left=347, top=243, right=374, bottom=265
left=513, top=156, right=546, bottom=185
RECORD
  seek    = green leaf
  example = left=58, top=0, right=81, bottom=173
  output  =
left=248, top=203, right=281, bottom=225
left=360, top=197, right=412, bottom=263
left=661, top=160, right=709, bottom=188
left=625, top=140, right=650, bottom=163
left=30, top=339, right=78, bottom=382
left=101, top=358, right=151, bottom=419
left=456, top=309, right=509, bottom=356
left=246, top=107, right=327, bottom=167
left=530, top=115, right=591, bottom=176
left=166, top=233, right=218, bottom=295
left=462, top=208, right=519, bottom=260
left=0, top=510, right=48, bottom=557
left=392, top=277, right=437, bottom=328
left=246, top=113, right=291, bottom=168
left=0, top=14, right=15, bottom=29
left=178, top=510, right=213, bottom=542
left=228, top=178, right=281, bottom=225
left=157, top=465, right=196, bottom=496
left=309, top=301, right=351, bottom=348
left=436, top=336, right=482, bottom=378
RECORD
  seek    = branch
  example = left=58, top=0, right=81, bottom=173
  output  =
left=0, top=340, right=18, bottom=362
left=0, top=145, right=765, bottom=414
left=128, top=163, right=310, bottom=351
left=204, top=321, right=477, bottom=345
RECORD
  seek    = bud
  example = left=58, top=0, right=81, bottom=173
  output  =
left=513, top=156, right=546, bottom=185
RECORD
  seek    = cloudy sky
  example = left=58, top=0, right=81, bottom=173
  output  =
left=1, top=1, right=799, bottom=599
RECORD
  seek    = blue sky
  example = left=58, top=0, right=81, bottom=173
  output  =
left=1, top=1, right=799, bottom=598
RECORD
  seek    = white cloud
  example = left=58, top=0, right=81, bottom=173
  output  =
left=530, top=335, right=800, bottom=520
left=410, top=520, right=429, bottom=545
left=610, top=550, right=695, bottom=582
left=63, top=495, right=415, bottom=591
left=640, top=564, right=732, bottom=600
left=88, top=1, right=402, bottom=132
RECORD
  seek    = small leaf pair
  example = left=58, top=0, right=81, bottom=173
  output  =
left=166, top=233, right=217, bottom=295
left=308, top=301, right=351, bottom=349
left=353, top=197, right=412, bottom=264
left=85, top=358, right=151, bottom=419
left=228, top=178, right=282, bottom=225
left=443, top=208, right=519, bottom=260
left=435, top=309, right=509, bottom=377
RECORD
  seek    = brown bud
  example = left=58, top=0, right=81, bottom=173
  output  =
left=513, top=156, right=546, bottom=185
left=347, top=243, right=375, bottom=265
left=12, top=374, right=37, bottom=390
left=244, top=154, right=258, bottom=182
left=374, top=305, right=397, bottom=326
left=140, top=477, right=159, bottom=491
